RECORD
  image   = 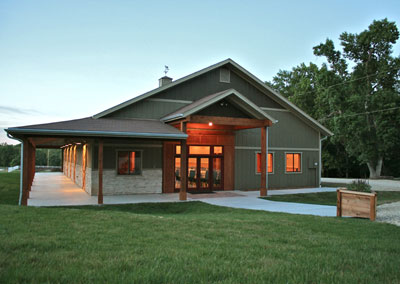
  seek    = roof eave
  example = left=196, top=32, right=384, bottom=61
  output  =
left=5, top=128, right=188, bottom=140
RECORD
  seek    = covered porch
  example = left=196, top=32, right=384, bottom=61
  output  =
left=27, top=172, right=337, bottom=218
left=5, top=117, right=187, bottom=206
left=28, top=172, right=180, bottom=206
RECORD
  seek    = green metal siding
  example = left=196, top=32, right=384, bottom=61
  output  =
left=153, top=68, right=284, bottom=108
left=107, top=67, right=284, bottom=120
left=235, top=110, right=319, bottom=149
left=234, top=149, right=319, bottom=189
left=196, top=100, right=252, bottom=118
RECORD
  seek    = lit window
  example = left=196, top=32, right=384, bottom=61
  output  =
left=286, top=153, right=301, bottom=172
left=176, top=145, right=181, bottom=155
left=256, top=153, right=273, bottom=173
left=189, top=146, right=210, bottom=155
left=214, top=146, right=223, bottom=155
left=118, top=151, right=141, bottom=175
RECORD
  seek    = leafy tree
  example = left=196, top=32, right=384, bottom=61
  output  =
left=268, top=63, right=360, bottom=177
left=314, top=18, right=400, bottom=178
left=268, top=19, right=400, bottom=178
left=0, top=143, right=20, bottom=167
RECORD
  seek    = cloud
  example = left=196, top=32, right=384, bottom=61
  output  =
left=0, top=105, right=42, bottom=115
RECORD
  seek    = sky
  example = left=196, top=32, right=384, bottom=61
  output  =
left=1, top=0, right=399, bottom=144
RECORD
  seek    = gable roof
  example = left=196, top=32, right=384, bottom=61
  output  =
left=161, top=88, right=277, bottom=123
left=93, top=59, right=333, bottom=136
left=6, top=117, right=187, bottom=139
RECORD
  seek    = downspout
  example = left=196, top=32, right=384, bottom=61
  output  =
left=319, top=134, right=328, bottom=187
left=7, top=133, right=23, bottom=205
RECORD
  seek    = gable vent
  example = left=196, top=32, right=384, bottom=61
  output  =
left=220, top=68, right=230, bottom=83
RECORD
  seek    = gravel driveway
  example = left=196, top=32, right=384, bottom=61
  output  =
left=322, top=178, right=400, bottom=191
left=377, top=201, right=400, bottom=226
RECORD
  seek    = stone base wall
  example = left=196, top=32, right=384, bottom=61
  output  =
left=85, top=167, right=92, bottom=195
left=91, top=169, right=162, bottom=195
left=74, top=164, right=83, bottom=187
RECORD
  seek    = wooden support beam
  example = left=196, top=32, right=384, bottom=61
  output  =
left=82, top=144, right=87, bottom=190
left=189, top=115, right=272, bottom=128
left=260, top=127, right=267, bottom=197
left=61, top=148, right=64, bottom=173
left=98, top=141, right=104, bottom=205
left=73, top=146, right=77, bottom=183
left=179, top=122, right=187, bottom=201
left=21, top=138, right=29, bottom=206
left=30, top=143, right=36, bottom=189
left=69, top=146, right=72, bottom=178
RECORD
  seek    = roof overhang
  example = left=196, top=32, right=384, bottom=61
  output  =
left=6, top=128, right=188, bottom=140
left=5, top=117, right=188, bottom=144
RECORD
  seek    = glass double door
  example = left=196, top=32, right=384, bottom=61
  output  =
left=187, top=156, right=222, bottom=192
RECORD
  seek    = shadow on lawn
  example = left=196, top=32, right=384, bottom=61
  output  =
left=54, top=201, right=242, bottom=216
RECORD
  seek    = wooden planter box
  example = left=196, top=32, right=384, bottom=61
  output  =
left=337, top=188, right=377, bottom=221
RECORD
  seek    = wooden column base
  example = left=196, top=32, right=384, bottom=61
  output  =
left=179, top=191, right=187, bottom=201
left=260, top=188, right=267, bottom=197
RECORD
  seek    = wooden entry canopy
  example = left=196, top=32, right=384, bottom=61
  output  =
left=161, top=89, right=277, bottom=200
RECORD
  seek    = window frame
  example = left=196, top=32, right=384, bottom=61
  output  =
left=116, top=149, right=143, bottom=176
left=284, top=152, right=302, bottom=174
left=255, top=151, right=274, bottom=175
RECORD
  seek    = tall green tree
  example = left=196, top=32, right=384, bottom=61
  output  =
left=313, top=18, right=400, bottom=178
left=268, top=62, right=360, bottom=177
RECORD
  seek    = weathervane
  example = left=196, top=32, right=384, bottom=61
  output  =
left=164, top=65, right=169, bottom=76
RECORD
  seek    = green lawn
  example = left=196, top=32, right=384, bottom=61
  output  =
left=263, top=191, right=400, bottom=206
left=0, top=173, right=400, bottom=283
left=0, top=172, right=20, bottom=205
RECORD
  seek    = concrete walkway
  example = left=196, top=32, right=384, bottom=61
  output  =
left=196, top=190, right=337, bottom=217
left=29, top=172, right=337, bottom=217
left=322, top=177, right=400, bottom=191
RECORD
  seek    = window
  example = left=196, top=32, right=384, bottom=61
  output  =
left=256, top=153, right=273, bottom=174
left=189, top=146, right=210, bottom=155
left=118, top=151, right=142, bottom=175
left=213, top=146, right=223, bottom=155
left=286, top=153, right=301, bottom=173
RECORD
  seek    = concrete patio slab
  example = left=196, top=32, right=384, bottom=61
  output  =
left=28, top=172, right=337, bottom=217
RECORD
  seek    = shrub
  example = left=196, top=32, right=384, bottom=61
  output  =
left=347, top=179, right=372, bottom=192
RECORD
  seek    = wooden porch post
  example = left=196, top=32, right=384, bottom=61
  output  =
left=73, top=145, right=77, bottom=183
left=98, top=141, right=103, bottom=205
left=180, top=122, right=187, bottom=201
left=260, top=127, right=267, bottom=196
left=61, top=148, right=64, bottom=173
left=30, top=143, right=36, bottom=189
left=21, top=138, right=30, bottom=206
left=69, top=146, right=72, bottom=178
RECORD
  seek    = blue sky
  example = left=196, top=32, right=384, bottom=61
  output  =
left=1, top=0, right=399, bottom=144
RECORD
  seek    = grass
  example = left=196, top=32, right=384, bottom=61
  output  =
left=0, top=172, right=20, bottom=205
left=263, top=191, right=400, bottom=206
left=0, top=173, right=400, bottom=283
